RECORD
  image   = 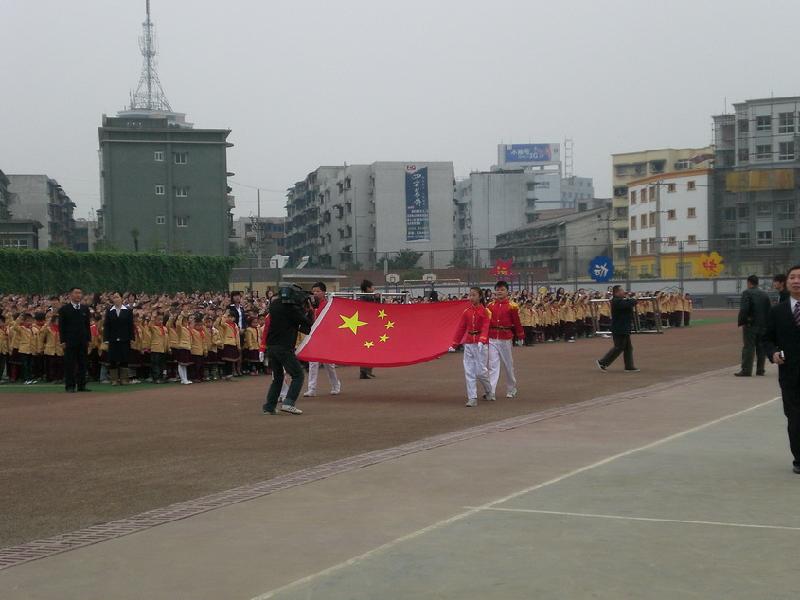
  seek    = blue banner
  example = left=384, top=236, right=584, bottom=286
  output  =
left=504, top=144, right=554, bottom=163
left=588, top=256, right=614, bottom=283
left=405, top=166, right=430, bottom=242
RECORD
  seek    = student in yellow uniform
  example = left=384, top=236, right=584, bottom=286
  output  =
left=13, top=313, right=36, bottom=384
left=41, top=314, right=63, bottom=382
left=148, top=311, right=169, bottom=384
left=0, top=314, right=9, bottom=383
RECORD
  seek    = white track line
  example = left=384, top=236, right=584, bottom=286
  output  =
left=250, top=396, right=779, bottom=600
left=466, top=506, right=800, bottom=532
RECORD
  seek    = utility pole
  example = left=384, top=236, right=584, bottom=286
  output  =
left=257, top=188, right=262, bottom=268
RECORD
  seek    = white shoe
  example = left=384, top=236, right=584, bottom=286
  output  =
left=181, top=380, right=193, bottom=385
left=331, top=384, right=341, bottom=395
left=303, top=391, right=316, bottom=397
left=484, top=393, right=496, bottom=402
left=280, top=405, right=303, bottom=415
left=506, top=389, right=517, bottom=398
left=465, top=399, right=477, bottom=407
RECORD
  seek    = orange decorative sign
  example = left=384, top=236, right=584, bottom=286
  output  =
left=699, top=251, right=724, bottom=277
left=491, top=258, right=513, bottom=278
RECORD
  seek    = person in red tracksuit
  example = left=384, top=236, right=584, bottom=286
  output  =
left=451, top=287, right=493, bottom=407
left=487, top=280, right=524, bottom=399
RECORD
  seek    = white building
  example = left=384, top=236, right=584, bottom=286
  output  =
left=6, top=174, right=76, bottom=249
left=286, top=162, right=455, bottom=269
left=627, top=169, right=710, bottom=277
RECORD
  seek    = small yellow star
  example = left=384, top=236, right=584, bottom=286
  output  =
left=379, top=334, right=389, bottom=343
left=378, top=309, right=387, bottom=319
left=338, top=311, right=367, bottom=335
left=385, top=320, right=395, bottom=330
left=364, top=340, right=375, bottom=348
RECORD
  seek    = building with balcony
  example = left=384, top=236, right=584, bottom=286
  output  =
left=611, top=147, right=713, bottom=270
left=711, top=96, right=800, bottom=275
left=492, top=203, right=612, bottom=280
left=286, top=162, right=455, bottom=270
left=72, top=219, right=98, bottom=252
left=627, top=170, right=710, bottom=278
left=230, top=216, right=286, bottom=260
left=5, top=174, right=76, bottom=249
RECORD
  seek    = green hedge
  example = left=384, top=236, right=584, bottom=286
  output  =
left=0, top=250, right=236, bottom=294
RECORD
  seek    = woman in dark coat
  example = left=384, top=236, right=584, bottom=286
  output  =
left=104, top=292, right=135, bottom=385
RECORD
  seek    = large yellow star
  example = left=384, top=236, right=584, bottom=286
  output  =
left=364, top=340, right=375, bottom=349
left=338, top=311, right=367, bottom=335
left=385, top=320, right=395, bottom=330
left=378, top=309, right=388, bottom=319
left=379, top=334, right=389, bottom=343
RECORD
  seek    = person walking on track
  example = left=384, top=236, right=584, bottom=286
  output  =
left=596, top=285, right=639, bottom=373
left=735, top=275, right=772, bottom=377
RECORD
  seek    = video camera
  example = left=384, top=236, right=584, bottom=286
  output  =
left=277, top=282, right=312, bottom=307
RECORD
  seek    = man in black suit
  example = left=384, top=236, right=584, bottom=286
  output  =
left=57, top=287, right=92, bottom=392
left=104, top=292, right=135, bottom=386
left=773, top=274, right=790, bottom=304
left=736, top=275, right=772, bottom=377
left=763, top=265, right=800, bottom=474
left=596, top=285, right=639, bottom=372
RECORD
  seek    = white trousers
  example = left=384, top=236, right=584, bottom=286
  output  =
left=307, top=362, right=340, bottom=393
left=488, top=338, right=516, bottom=395
left=463, top=343, right=491, bottom=400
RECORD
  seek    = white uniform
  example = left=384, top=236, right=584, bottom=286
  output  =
left=488, top=338, right=516, bottom=396
left=464, top=343, right=491, bottom=402
left=306, top=362, right=341, bottom=395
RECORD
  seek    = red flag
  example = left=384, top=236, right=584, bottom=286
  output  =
left=296, top=298, right=469, bottom=367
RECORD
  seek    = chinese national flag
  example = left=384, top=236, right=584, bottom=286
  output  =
left=296, top=298, right=469, bottom=367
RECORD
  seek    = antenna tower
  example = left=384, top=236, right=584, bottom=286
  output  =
left=563, top=138, right=574, bottom=178
left=129, top=0, right=172, bottom=111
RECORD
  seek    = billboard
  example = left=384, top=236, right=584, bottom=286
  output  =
left=498, top=143, right=560, bottom=167
left=405, top=165, right=430, bottom=242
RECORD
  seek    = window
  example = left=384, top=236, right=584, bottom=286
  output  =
left=756, top=115, right=772, bottom=131
left=724, top=207, right=736, bottom=221
left=780, top=228, right=796, bottom=244
left=737, top=204, right=749, bottom=218
left=777, top=200, right=795, bottom=219
left=526, top=182, right=536, bottom=191
left=616, top=229, right=628, bottom=240
left=667, top=209, right=676, bottom=220
left=738, top=148, right=749, bottom=163
left=155, top=216, right=166, bottom=225
left=630, top=216, right=637, bottom=230
left=0, top=238, right=29, bottom=248
left=667, top=183, right=676, bottom=193
left=739, top=232, right=750, bottom=246
left=640, top=214, right=648, bottom=228
left=614, top=186, right=628, bottom=198
left=675, top=159, right=692, bottom=170
left=630, top=240, right=637, bottom=255
left=687, top=207, right=696, bottom=218
left=779, top=141, right=796, bottom=161
left=173, top=152, right=188, bottom=164
left=687, top=181, right=696, bottom=191
left=667, top=236, right=677, bottom=246
left=649, top=186, right=656, bottom=199
left=155, top=184, right=165, bottom=195
left=738, top=118, right=749, bottom=133
left=641, top=239, right=649, bottom=254
left=687, top=235, right=697, bottom=245
left=756, top=202, right=771, bottom=216
left=755, top=144, right=772, bottom=160
left=176, top=217, right=189, bottom=228
left=757, top=230, right=772, bottom=245
left=176, top=187, right=188, bottom=197
left=641, top=188, right=648, bottom=202
left=649, top=212, right=656, bottom=227
left=779, top=112, right=796, bottom=133
left=630, top=190, right=637, bottom=204
left=344, top=177, right=352, bottom=190
left=154, top=151, right=164, bottom=162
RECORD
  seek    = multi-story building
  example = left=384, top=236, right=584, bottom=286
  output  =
left=286, top=162, right=455, bottom=270
left=627, top=170, right=710, bottom=278
left=97, top=111, right=234, bottom=255
left=492, top=204, right=613, bottom=280
left=711, top=96, right=800, bottom=275
left=230, top=216, right=286, bottom=259
left=611, top=147, right=713, bottom=272
left=0, top=170, right=12, bottom=220
left=5, top=174, right=76, bottom=249
left=72, top=219, right=98, bottom=252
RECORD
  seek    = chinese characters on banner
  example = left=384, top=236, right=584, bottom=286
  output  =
left=405, top=165, right=430, bottom=242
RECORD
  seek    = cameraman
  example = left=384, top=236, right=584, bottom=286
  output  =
left=262, top=283, right=314, bottom=415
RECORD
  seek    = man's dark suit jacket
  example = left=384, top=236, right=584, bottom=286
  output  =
left=57, top=302, right=91, bottom=347
left=764, top=300, right=800, bottom=387
left=738, top=287, right=772, bottom=329
left=610, top=296, right=636, bottom=335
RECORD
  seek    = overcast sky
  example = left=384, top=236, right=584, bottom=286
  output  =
left=2, top=0, right=799, bottom=220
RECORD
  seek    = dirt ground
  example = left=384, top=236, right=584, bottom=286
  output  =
left=0, top=311, right=740, bottom=548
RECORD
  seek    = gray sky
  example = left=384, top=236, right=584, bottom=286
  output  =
left=2, top=0, right=799, bottom=220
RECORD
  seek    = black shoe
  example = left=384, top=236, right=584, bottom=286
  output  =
left=624, top=368, right=641, bottom=373
left=367, top=373, right=376, bottom=379
left=78, top=387, right=93, bottom=392
left=793, top=465, right=800, bottom=475
left=733, top=372, right=751, bottom=377
left=359, top=373, right=369, bottom=379
left=261, top=407, right=277, bottom=415
left=756, top=371, right=765, bottom=376
left=65, top=388, right=76, bottom=393
left=596, top=360, right=607, bottom=372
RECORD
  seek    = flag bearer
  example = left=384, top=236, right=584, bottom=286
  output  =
left=487, top=281, right=524, bottom=398
left=452, top=287, right=492, bottom=407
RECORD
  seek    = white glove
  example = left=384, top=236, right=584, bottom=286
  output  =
left=258, top=351, right=265, bottom=362
left=514, top=339, right=523, bottom=347
left=448, top=346, right=456, bottom=353
left=477, top=342, right=484, bottom=349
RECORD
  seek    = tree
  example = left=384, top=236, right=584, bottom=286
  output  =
left=130, top=228, right=140, bottom=252
left=387, top=249, right=423, bottom=270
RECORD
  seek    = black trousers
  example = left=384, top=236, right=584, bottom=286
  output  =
left=741, top=326, right=766, bottom=375
left=599, top=334, right=635, bottom=370
left=779, top=377, right=800, bottom=467
left=264, top=346, right=304, bottom=411
left=150, top=351, right=165, bottom=381
left=64, top=342, right=88, bottom=391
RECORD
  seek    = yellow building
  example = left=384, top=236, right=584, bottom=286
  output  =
left=611, top=147, right=713, bottom=274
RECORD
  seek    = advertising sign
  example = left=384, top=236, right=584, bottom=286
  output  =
left=499, top=143, right=560, bottom=167
left=405, top=165, right=430, bottom=242
left=588, top=256, right=614, bottom=283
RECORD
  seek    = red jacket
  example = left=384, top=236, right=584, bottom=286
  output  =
left=259, top=315, right=271, bottom=352
left=453, top=304, right=491, bottom=346
left=487, top=299, right=524, bottom=341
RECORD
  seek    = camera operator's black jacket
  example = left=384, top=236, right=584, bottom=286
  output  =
left=266, top=298, right=314, bottom=348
